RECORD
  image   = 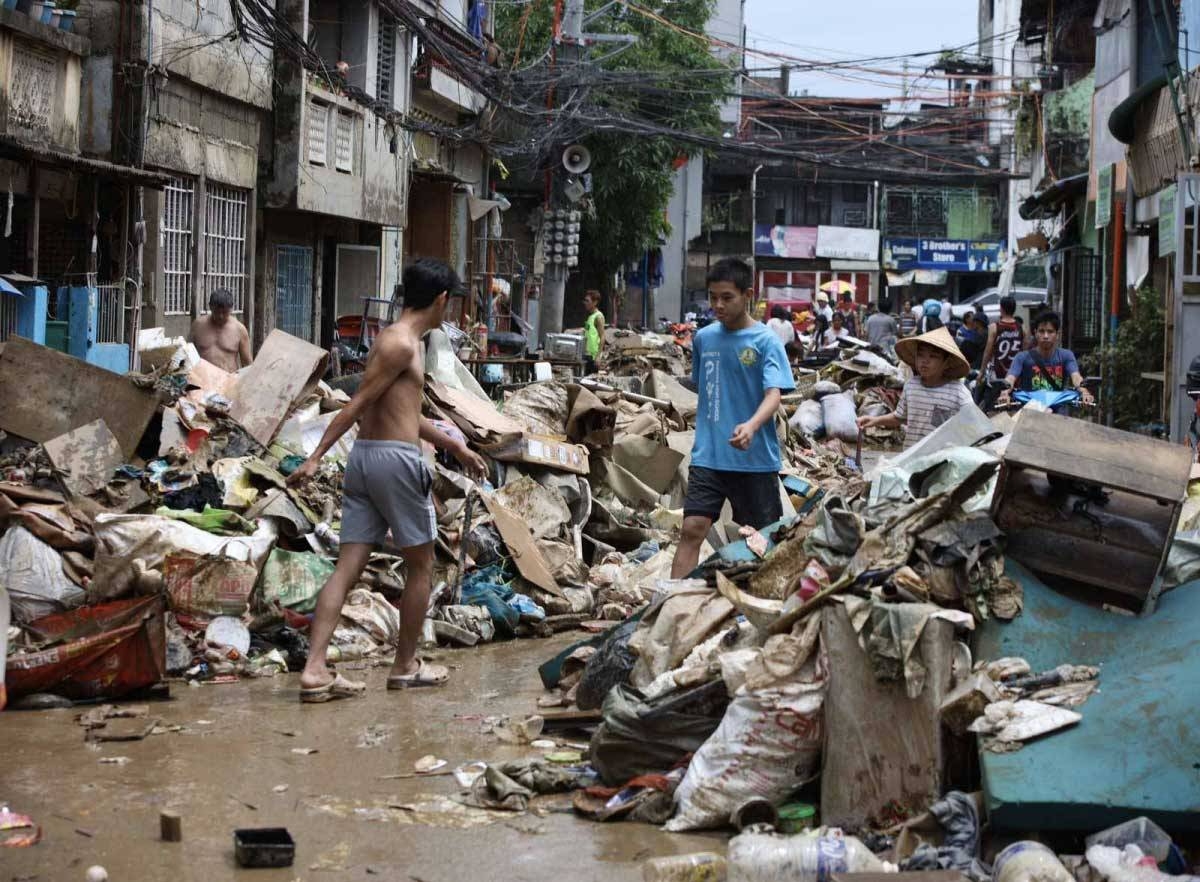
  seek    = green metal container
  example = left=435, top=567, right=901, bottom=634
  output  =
left=777, top=802, right=816, bottom=834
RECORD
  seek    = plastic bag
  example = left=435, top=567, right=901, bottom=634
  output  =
left=1, top=527, right=86, bottom=623
left=1084, top=845, right=1200, bottom=882
left=666, top=648, right=828, bottom=832
left=257, top=548, right=335, bottom=613
left=789, top=399, right=825, bottom=436
left=821, top=391, right=859, bottom=443
left=727, top=827, right=896, bottom=882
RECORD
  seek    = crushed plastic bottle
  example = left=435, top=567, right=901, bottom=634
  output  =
left=727, top=827, right=896, bottom=882
left=643, top=852, right=728, bottom=882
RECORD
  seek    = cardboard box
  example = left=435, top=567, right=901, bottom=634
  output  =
left=484, top=433, right=590, bottom=476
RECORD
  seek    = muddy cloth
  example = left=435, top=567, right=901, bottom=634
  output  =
left=915, top=512, right=1019, bottom=621
left=471, top=766, right=535, bottom=812
left=843, top=597, right=973, bottom=699
left=590, top=684, right=727, bottom=786
left=628, top=586, right=735, bottom=688
left=901, top=791, right=990, bottom=882
left=576, top=618, right=639, bottom=710
left=802, top=495, right=866, bottom=576
left=495, top=758, right=593, bottom=794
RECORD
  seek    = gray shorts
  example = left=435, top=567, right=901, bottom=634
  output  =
left=341, top=440, right=437, bottom=548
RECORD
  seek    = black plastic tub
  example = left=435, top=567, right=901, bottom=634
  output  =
left=234, top=828, right=295, bottom=868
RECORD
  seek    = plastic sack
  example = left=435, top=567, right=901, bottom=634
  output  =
left=576, top=617, right=640, bottom=710
left=460, top=565, right=520, bottom=637
left=257, top=548, right=335, bottom=613
left=666, top=647, right=828, bottom=832
left=821, top=391, right=859, bottom=443
left=508, top=592, right=546, bottom=623
left=590, top=683, right=726, bottom=786
left=727, top=827, right=896, bottom=882
left=91, top=513, right=277, bottom=602
left=811, top=380, right=843, bottom=399
left=164, top=551, right=258, bottom=619
left=789, top=399, right=825, bottom=437
left=1, top=527, right=86, bottom=623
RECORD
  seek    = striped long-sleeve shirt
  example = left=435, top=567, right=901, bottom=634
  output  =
left=895, top=376, right=974, bottom=448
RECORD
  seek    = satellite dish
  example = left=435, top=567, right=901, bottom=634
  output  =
left=562, top=144, right=591, bottom=174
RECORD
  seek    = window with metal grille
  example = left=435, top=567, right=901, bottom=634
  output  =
left=162, top=178, right=195, bottom=315
left=0, top=294, right=19, bottom=343
left=203, top=184, right=248, bottom=314
left=377, top=12, right=396, bottom=107
left=308, top=101, right=329, bottom=166
left=335, top=112, right=355, bottom=173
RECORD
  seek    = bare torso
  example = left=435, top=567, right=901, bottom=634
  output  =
left=191, top=317, right=249, bottom=372
left=356, top=323, right=424, bottom=444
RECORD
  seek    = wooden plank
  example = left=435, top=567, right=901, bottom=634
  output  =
left=1003, top=532, right=1159, bottom=600
left=820, top=604, right=954, bottom=829
left=1004, top=409, right=1192, bottom=501
left=229, top=330, right=328, bottom=446
left=0, top=336, right=159, bottom=457
left=43, top=419, right=123, bottom=497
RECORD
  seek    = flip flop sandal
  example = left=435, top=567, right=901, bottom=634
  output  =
left=387, top=659, right=449, bottom=689
left=299, top=672, right=367, bottom=703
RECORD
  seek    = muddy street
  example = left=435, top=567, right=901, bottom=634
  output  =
left=2, top=636, right=720, bottom=881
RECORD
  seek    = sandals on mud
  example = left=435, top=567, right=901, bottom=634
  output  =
left=299, top=672, right=367, bottom=703
left=386, top=659, right=449, bottom=689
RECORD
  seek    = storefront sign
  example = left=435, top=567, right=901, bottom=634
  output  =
left=754, top=224, right=817, bottom=259
left=1096, top=164, right=1113, bottom=229
left=815, top=225, right=880, bottom=261
left=1159, top=184, right=1177, bottom=257
left=883, top=238, right=1006, bottom=272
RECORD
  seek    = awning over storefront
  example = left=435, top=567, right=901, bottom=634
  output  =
left=1018, top=172, right=1088, bottom=220
left=1108, top=75, right=1166, bottom=145
left=0, top=134, right=175, bottom=189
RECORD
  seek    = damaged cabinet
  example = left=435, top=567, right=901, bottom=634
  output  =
left=993, top=411, right=1192, bottom=613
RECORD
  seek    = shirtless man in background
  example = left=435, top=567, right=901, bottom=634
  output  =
left=287, top=258, right=488, bottom=701
left=190, top=288, right=252, bottom=372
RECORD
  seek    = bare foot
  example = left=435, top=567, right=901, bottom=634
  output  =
left=299, top=667, right=334, bottom=690
left=388, top=658, right=420, bottom=679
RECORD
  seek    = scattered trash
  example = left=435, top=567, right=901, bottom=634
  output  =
left=642, top=852, right=728, bottom=882
left=0, top=807, right=40, bottom=847
left=414, top=755, right=447, bottom=774
left=85, top=866, right=109, bottom=882
left=160, top=810, right=183, bottom=842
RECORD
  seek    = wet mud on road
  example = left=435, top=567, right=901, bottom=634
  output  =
left=3, top=634, right=721, bottom=881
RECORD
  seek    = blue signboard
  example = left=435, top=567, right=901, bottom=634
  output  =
left=883, top=238, right=1006, bottom=272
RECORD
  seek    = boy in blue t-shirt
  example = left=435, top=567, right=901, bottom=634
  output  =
left=669, top=257, right=796, bottom=579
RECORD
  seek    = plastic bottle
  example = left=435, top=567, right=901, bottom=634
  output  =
left=992, top=841, right=1074, bottom=882
left=642, top=853, right=728, bottom=882
left=727, top=827, right=895, bottom=882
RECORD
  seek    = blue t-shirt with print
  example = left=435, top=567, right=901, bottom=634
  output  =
left=690, top=321, right=795, bottom=473
left=1009, top=347, right=1078, bottom=392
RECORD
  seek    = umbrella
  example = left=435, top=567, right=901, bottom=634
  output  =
left=819, top=280, right=854, bottom=296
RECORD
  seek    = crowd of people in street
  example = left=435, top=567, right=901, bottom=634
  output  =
left=759, top=281, right=1094, bottom=450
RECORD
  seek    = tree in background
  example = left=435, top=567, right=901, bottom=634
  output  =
left=494, top=0, right=731, bottom=305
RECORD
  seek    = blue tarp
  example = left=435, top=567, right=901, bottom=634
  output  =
left=978, top=562, right=1200, bottom=832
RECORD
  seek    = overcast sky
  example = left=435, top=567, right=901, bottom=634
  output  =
left=741, top=0, right=980, bottom=99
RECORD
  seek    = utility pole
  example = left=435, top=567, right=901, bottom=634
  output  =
left=537, top=0, right=585, bottom=343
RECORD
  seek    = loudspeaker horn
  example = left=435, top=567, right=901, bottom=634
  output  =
left=562, top=144, right=591, bottom=174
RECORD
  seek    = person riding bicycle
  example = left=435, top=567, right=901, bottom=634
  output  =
left=997, top=310, right=1094, bottom=413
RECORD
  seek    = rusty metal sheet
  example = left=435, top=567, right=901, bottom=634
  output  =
left=0, top=337, right=159, bottom=457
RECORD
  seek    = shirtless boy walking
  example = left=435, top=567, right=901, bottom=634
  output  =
left=189, top=288, right=252, bottom=372
left=287, top=259, right=487, bottom=701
